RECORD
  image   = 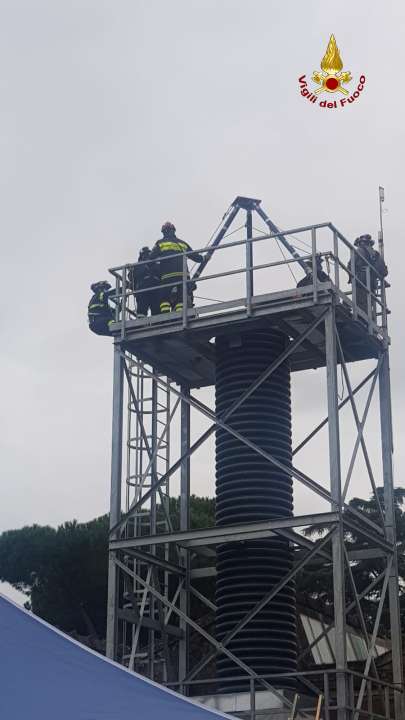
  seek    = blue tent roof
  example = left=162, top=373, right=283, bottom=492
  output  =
left=0, top=593, right=232, bottom=720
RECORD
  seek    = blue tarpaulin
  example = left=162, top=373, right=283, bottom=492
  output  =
left=0, top=593, right=232, bottom=719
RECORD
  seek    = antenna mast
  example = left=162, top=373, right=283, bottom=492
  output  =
left=378, top=185, right=385, bottom=258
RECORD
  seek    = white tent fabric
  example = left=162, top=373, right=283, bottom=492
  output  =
left=0, top=593, right=232, bottom=719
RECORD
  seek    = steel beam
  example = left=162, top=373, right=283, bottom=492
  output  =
left=109, top=512, right=339, bottom=550
left=342, top=363, right=380, bottom=502
left=325, top=307, right=347, bottom=719
left=124, top=548, right=185, bottom=577
left=117, top=609, right=184, bottom=639
left=379, top=351, right=404, bottom=719
left=354, top=560, right=391, bottom=719
left=179, top=387, right=190, bottom=684
left=128, top=566, right=152, bottom=670
left=292, top=369, right=376, bottom=456
left=336, top=332, right=385, bottom=527
left=344, top=546, right=379, bottom=680
left=149, top=375, right=158, bottom=679
left=347, top=547, right=387, bottom=561
left=106, top=344, right=124, bottom=660
left=246, top=208, right=253, bottom=316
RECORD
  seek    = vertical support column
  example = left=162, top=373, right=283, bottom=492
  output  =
left=182, top=253, right=188, bottom=328
left=350, top=248, right=358, bottom=320
left=311, top=227, right=318, bottom=304
left=379, top=351, right=404, bottom=720
left=121, top=267, right=127, bottom=340
left=148, top=375, right=158, bottom=679
left=106, top=343, right=124, bottom=659
left=333, top=230, right=340, bottom=290
left=246, top=209, right=253, bottom=316
left=325, top=307, right=348, bottom=719
left=179, top=387, right=190, bottom=688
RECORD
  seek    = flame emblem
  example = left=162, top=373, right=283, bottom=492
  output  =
left=312, top=35, right=352, bottom=95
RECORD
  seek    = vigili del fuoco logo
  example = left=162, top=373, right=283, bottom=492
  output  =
left=298, top=35, right=366, bottom=109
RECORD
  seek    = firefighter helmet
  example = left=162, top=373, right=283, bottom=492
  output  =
left=91, top=280, right=111, bottom=292
left=161, top=221, right=176, bottom=236
left=354, top=234, right=374, bottom=247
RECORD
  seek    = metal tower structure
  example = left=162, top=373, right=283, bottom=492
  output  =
left=104, top=197, right=403, bottom=719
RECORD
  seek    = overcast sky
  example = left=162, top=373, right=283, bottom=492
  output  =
left=2, top=0, right=405, bottom=581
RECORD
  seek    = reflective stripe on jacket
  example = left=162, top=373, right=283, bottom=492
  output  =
left=151, top=237, right=202, bottom=280
left=88, top=291, right=114, bottom=319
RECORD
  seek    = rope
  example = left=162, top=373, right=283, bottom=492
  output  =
left=194, top=294, right=222, bottom=303
left=252, top=226, right=309, bottom=255
left=253, top=225, right=299, bottom=283
left=189, top=204, right=237, bottom=274
left=223, top=223, right=246, bottom=239
left=276, top=239, right=298, bottom=283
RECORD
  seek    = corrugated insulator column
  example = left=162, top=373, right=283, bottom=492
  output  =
left=215, top=329, right=296, bottom=690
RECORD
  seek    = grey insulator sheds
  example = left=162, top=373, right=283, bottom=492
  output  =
left=215, top=329, right=296, bottom=690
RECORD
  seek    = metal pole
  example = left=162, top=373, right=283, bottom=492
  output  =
left=384, top=686, right=390, bottom=720
left=106, top=343, right=124, bottom=659
left=246, top=209, right=253, bottom=316
left=367, top=680, right=374, bottom=720
left=379, top=351, right=404, bottom=720
left=325, top=307, right=347, bottom=720
left=324, top=673, right=330, bottom=720
left=351, top=247, right=358, bottom=320
left=333, top=229, right=340, bottom=289
left=121, top=265, right=127, bottom=340
left=250, top=677, right=256, bottom=720
left=179, top=387, right=190, bottom=687
left=378, top=186, right=385, bottom=260
left=312, top=227, right=318, bottom=304
left=366, top=266, right=372, bottom=332
left=182, top=253, right=188, bottom=328
left=148, top=375, right=158, bottom=679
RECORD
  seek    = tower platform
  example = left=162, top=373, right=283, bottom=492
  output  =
left=110, top=283, right=384, bottom=388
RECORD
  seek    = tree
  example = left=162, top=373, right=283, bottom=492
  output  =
left=300, top=487, right=405, bottom=635
left=4, top=490, right=403, bottom=649
left=0, top=515, right=109, bottom=642
left=0, top=497, right=215, bottom=643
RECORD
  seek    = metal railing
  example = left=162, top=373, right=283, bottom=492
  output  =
left=109, top=222, right=389, bottom=341
left=165, top=668, right=402, bottom=720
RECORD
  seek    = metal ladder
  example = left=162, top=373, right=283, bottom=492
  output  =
left=122, top=357, right=171, bottom=680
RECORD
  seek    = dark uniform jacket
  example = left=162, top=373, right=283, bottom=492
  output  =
left=129, top=260, right=159, bottom=291
left=88, top=289, right=115, bottom=322
left=150, top=237, right=203, bottom=281
left=297, top=269, right=329, bottom=288
left=348, top=247, right=388, bottom=292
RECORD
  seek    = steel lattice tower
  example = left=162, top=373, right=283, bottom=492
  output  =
left=104, top=197, right=403, bottom=720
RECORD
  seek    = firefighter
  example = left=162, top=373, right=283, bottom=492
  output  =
left=128, top=247, right=160, bottom=317
left=151, top=222, right=203, bottom=313
left=297, top=255, right=329, bottom=288
left=88, top=281, right=115, bottom=336
left=347, top=234, right=387, bottom=315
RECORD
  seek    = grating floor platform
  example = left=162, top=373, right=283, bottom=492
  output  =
left=110, top=284, right=385, bottom=388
